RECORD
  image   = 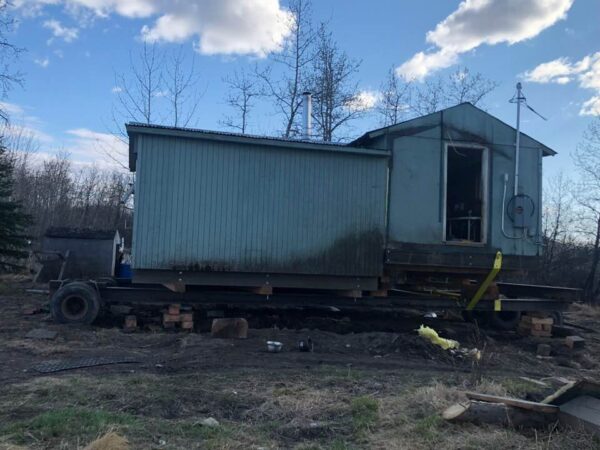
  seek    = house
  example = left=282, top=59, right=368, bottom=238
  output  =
left=126, top=102, right=554, bottom=291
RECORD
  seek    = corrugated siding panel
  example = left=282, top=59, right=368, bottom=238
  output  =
left=132, top=135, right=388, bottom=276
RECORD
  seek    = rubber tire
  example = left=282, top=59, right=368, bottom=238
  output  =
left=462, top=310, right=491, bottom=327
left=551, top=311, right=564, bottom=326
left=490, top=311, right=522, bottom=331
left=50, top=282, right=101, bottom=325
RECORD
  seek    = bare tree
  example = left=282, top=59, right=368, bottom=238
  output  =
left=256, top=0, right=316, bottom=137
left=0, top=3, right=23, bottom=123
left=411, top=67, right=497, bottom=116
left=573, top=118, right=600, bottom=303
left=309, top=24, right=363, bottom=142
left=377, top=67, right=411, bottom=127
left=164, top=46, right=202, bottom=127
left=113, top=43, right=164, bottom=128
left=541, top=172, right=574, bottom=284
left=220, top=70, right=258, bottom=134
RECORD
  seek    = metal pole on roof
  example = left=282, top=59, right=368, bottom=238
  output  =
left=302, top=92, right=312, bottom=140
left=514, top=82, right=523, bottom=197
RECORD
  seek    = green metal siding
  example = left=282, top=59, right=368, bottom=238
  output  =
left=132, top=134, right=388, bottom=277
left=386, top=104, right=545, bottom=257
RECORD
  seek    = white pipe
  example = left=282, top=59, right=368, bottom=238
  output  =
left=501, top=173, right=522, bottom=240
left=302, top=91, right=312, bottom=140
left=514, top=82, right=522, bottom=197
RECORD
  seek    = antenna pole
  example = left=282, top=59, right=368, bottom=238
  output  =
left=514, top=82, right=522, bottom=196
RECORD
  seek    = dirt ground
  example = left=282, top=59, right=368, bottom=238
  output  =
left=0, top=275, right=599, bottom=450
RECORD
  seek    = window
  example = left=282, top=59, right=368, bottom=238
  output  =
left=443, top=144, right=488, bottom=244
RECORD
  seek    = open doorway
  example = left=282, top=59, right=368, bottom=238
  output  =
left=444, top=144, right=488, bottom=244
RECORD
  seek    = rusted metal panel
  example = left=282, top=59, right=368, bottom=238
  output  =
left=130, top=129, right=388, bottom=278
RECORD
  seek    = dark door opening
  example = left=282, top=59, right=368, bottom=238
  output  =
left=445, top=145, right=487, bottom=243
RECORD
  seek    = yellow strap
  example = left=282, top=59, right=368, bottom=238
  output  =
left=466, top=251, right=502, bottom=311
left=494, top=299, right=502, bottom=312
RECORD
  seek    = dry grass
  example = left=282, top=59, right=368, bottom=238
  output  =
left=83, top=431, right=129, bottom=450
left=1, top=370, right=598, bottom=450
left=571, top=302, right=600, bottom=321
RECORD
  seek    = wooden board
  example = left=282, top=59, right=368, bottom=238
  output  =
left=465, top=392, right=559, bottom=414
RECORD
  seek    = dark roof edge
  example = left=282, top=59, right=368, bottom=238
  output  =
left=351, top=103, right=557, bottom=156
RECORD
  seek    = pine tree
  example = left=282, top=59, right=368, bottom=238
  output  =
left=0, top=144, right=30, bottom=270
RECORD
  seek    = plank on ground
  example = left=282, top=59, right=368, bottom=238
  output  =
left=464, top=392, right=559, bottom=414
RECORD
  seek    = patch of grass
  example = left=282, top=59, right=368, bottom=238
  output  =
left=413, top=413, right=444, bottom=441
left=2, top=407, right=138, bottom=445
left=0, top=282, right=10, bottom=295
left=350, top=396, right=379, bottom=433
left=500, top=377, right=546, bottom=398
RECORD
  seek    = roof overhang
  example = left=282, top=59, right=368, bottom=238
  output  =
left=126, top=123, right=391, bottom=172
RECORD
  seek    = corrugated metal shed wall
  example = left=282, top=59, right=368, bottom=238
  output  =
left=386, top=104, right=543, bottom=256
left=132, top=134, right=388, bottom=276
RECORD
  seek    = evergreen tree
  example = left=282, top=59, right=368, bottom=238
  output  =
left=0, top=143, right=30, bottom=270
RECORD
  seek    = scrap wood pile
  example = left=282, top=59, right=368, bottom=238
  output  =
left=443, top=379, right=600, bottom=436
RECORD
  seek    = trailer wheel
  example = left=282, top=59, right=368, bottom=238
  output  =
left=50, top=282, right=101, bottom=325
left=551, top=311, right=564, bottom=326
left=490, top=311, right=521, bottom=330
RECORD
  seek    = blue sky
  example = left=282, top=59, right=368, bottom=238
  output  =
left=4, top=0, right=600, bottom=176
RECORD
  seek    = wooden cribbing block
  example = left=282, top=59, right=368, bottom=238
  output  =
left=211, top=318, right=248, bottom=339
left=123, top=315, right=137, bottom=332
left=180, top=312, right=193, bottom=322
left=181, top=321, right=194, bottom=330
left=163, top=313, right=180, bottom=323
left=369, top=289, right=388, bottom=297
left=252, top=286, right=273, bottom=296
left=565, top=336, right=585, bottom=349
left=336, top=289, right=362, bottom=298
left=168, top=304, right=181, bottom=315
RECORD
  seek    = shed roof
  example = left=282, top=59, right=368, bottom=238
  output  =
left=44, top=227, right=120, bottom=240
left=126, top=123, right=390, bottom=171
left=351, top=102, right=557, bottom=157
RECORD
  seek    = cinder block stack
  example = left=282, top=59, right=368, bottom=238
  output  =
left=518, top=314, right=553, bottom=337
left=162, top=304, right=194, bottom=331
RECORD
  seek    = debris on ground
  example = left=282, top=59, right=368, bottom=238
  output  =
left=32, top=355, right=140, bottom=373
left=543, top=379, right=600, bottom=437
left=518, top=314, right=553, bottom=337
left=536, top=343, right=552, bottom=357
left=565, top=335, right=586, bottom=349
left=84, top=431, right=130, bottom=450
left=444, top=379, right=600, bottom=433
left=25, top=328, right=58, bottom=340
left=417, top=324, right=459, bottom=350
left=267, top=340, right=283, bottom=353
left=211, top=317, right=248, bottom=339
left=443, top=398, right=557, bottom=427
left=123, top=315, right=137, bottom=333
left=198, top=417, right=220, bottom=427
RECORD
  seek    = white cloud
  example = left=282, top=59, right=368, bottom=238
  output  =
left=19, top=0, right=294, bottom=57
left=0, top=101, right=54, bottom=144
left=65, top=128, right=128, bottom=168
left=34, top=57, right=50, bottom=68
left=111, top=86, right=122, bottom=93
left=345, top=90, right=380, bottom=112
left=523, top=52, right=600, bottom=116
left=43, top=19, right=79, bottom=43
left=397, top=0, right=574, bottom=81
left=581, top=96, right=600, bottom=116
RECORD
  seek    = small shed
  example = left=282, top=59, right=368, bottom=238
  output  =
left=38, top=228, right=121, bottom=281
